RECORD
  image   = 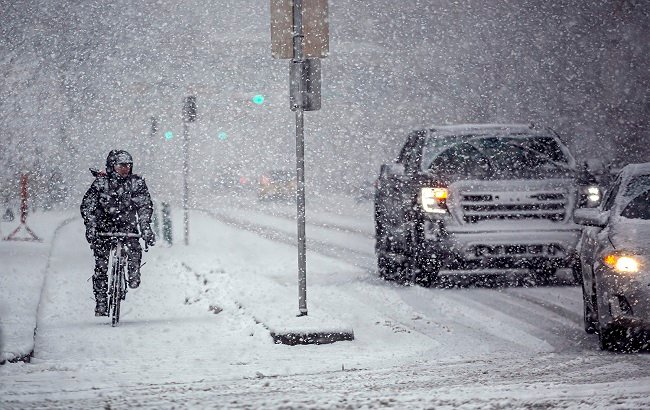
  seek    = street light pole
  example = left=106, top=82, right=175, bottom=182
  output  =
left=271, top=0, right=328, bottom=318
left=182, top=120, right=190, bottom=246
left=182, top=96, right=197, bottom=246
left=293, top=0, right=308, bottom=316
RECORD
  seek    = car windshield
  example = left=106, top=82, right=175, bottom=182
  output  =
left=421, top=134, right=571, bottom=177
left=623, top=174, right=650, bottom=198
left=620, top=189, right=650, bottom=220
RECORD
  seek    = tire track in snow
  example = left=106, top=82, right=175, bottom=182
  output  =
left=242, top=202, right=374, bottom=238
left=5, top=353, right=650, bottom=409
left=501, top=287, right=583, bottom=324
left=197, top=208, right=377, bottom=272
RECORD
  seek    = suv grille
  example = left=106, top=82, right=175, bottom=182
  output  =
left=460, top=190, right=567, bottom=223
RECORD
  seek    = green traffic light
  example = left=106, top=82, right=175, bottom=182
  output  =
left=164, top=131, right=173, bottom=140
left=252, top=94, right=265, bottom=105
left=218, top=132, right=228, bottom=141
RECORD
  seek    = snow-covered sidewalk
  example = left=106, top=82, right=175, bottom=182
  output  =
left=1, top=208, right=432, bottom=385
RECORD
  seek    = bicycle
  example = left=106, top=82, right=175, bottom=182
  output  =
left=98, top=232, right=143, bottom=327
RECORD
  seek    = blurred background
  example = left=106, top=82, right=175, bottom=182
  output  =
left=1, top=0, right=648, bottom=209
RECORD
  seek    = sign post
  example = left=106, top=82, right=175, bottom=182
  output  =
left=4, top=174, right=41, bottom=242
left=270, top=0, right=328, bottom=317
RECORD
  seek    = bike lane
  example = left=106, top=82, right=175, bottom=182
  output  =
left=28, top=214, right=270, bottom=392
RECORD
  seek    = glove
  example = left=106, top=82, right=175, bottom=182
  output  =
left=142, top=226, right=156, bottom=247
left=85, top=227, right=97, bottom=244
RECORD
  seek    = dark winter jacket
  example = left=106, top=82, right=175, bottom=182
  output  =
left=80, top=150, right=154, bottom=238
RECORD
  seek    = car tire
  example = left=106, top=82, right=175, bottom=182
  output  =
left=571, top=256, right=583, bottom=286
left=593, top=276, right=629, bottom=351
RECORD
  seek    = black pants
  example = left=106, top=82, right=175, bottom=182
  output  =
left=92, top=238, right=142, bottom=299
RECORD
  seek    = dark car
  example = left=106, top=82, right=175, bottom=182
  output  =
left=258, top=170, right=296, bottom=201
left=574, top=162, right=650, bottom=351
left=374, top=124, right=587, bottom=286
left=213, top=165, right=251, bottom=193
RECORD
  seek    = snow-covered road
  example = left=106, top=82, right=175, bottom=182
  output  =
left=2, top=194, right=650, bottom=408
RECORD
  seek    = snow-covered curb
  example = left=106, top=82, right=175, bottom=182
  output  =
left=179, top=260, right=354, bottom=345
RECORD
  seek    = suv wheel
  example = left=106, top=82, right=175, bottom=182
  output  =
left=377, top=250, right=402, bottom=281
left=598, top=323, right=628, bottom=352
left=407, top=239, right=440, bottom=288
left=375, top=220, right=404, bottom=282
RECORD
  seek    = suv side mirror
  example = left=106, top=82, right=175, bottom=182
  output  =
left=574, top=208, right=609, bottom=227
left=380, top=163, right=405, bottom=177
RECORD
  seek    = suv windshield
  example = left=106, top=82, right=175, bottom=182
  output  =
left=421, top=134, right=571, bottom=178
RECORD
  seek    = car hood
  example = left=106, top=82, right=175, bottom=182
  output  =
left=609, top=220, right=650, bottom=254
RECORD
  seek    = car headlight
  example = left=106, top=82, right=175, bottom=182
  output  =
left=580, top=185, right=601, bottom=205
left=603, top=253, right=641, bottom=273
left=420, top=187, right=448, bottom=214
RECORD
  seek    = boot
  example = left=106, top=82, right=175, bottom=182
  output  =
left=95, top=298, right=108, bottom=316
left=128, top=267, right=140, bottom=289
left=93, top=275, right=108, bottom=316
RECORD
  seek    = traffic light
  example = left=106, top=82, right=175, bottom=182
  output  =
left=164, top=131, right=174, bottom=140
left=218, top=132, right=228, bottom=141
left=183, top=96, right=197, bottom=122
left=151, top=117, right=158, bottom=136
left=252, top=94, right=265, bottom=105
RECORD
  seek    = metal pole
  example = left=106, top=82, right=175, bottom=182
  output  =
left=182, top=121, right=189, bottom=246
left=20, top=174, right=28, bottom=224
left=293, top=0, right=307, bottom=316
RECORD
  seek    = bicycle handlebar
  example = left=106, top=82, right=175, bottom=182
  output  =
left=98, top=232, right=142, bottom=238
left=97, top=232, right=148, bottom=252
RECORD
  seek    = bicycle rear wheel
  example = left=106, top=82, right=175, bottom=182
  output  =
left=109, top=250, right=124, bottom=327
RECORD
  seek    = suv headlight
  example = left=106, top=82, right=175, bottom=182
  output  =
left=420, top=187, right=448, bottom=214
left=603, top=252, right=641, bottom=274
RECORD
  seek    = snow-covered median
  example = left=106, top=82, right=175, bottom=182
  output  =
left=0, top=211, right=77, bottom=363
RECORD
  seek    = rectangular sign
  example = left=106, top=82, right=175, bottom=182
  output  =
left=290, top=58, right=321, bottom=111
left=270, top=0, right=329, bottom=59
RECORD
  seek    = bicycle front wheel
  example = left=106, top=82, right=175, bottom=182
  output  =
left=111, top=280, right=121, bottom=326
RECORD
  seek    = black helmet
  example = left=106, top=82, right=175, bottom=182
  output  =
left=106, top=150, right=134, bottom=177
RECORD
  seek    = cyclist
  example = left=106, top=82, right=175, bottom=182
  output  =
left=80, top=150, right=156, bottom=316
